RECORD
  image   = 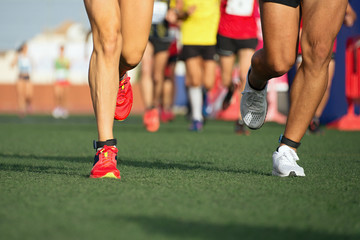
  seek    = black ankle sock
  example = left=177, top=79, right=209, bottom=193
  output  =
left=248, top=70, right=266, bottom=91
left=93, top=139, right=117, bottom=150
left=248, top=79, right=266, bottom=91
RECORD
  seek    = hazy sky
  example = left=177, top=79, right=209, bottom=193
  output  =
left=0, top=0, right=90, bottom=51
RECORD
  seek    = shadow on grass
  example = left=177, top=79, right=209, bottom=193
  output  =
left=0, top=115, right=96, bottom=124
left=0, top=162, right=88, bottom=177
left=119, top=215, right=358, bottom=240
left=0, top=153, right=271, bottom=177
left=120, top=159, right=272, bottom=176
left=0, top=153, right=90, bottom=163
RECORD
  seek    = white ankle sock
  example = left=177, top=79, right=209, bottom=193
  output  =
left=188, top=86, right=203, bottom=121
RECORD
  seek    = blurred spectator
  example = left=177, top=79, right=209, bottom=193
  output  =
left=140, top=0, right=176, bottom=132
left=11, top=42, right=33, bottom=118
left=52, top=45, right=70, bottom=119
left=176, top=0, right=220, bottom=131
left=161, top=35, right=178, bottom=123
left=217, top=0, right=259, bottom=135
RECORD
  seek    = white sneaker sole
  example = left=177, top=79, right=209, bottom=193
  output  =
left=242, top=110, right=267, bottom=130
left=272, top=170, right=305, bottom=177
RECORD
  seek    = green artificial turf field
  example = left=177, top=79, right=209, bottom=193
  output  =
left=0, top=115, right=359, bottom=240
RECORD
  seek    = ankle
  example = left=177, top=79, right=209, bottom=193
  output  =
left=248, top=78, right=266, bottom=91
left=278, top=135, right=301, bottom=152
left=93, top=138, right=117, bottom=151
left=248, top=70, right=267, bottom=91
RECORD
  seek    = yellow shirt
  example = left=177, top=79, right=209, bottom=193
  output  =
left=181, top=0, right=220, bottom=45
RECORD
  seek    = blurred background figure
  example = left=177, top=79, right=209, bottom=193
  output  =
left=11, top=42, right=33, bottom=118
left=53, top=45, right=71, bottom=119
left=216, top=0, right=259, bottom=135
left=141, top=0, right=177, bottom=132
left=296, top=3, right=357, bottom=134
left=160, top=29, right=179, bottom=124
left=176, top=0, right=220, bottom=132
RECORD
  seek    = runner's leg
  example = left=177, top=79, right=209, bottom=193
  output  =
left=153, top=50, right=170, bottom=107
left=119, top=0, right=154, bottom=78
left=284, top=0, right=347, bottom=143
left=250, top=2, right=300, bottom=90
left=84, top=0, right=121, bottom=141
left=140, top=42, right=155, bottom=109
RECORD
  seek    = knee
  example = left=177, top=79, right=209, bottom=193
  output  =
left=253, top=53, right=295, bottom=77
left=267, top=57, right=295, bottom=77
left=94, top=29, right=121, bottom=58
left=204, top=81, right=214, bottom=91
left=153, top=72, right=164, bottom=84
left=301, top=39, right=332, bottom=68
left=189, top=77, right=202, bottom=87
left=141, top=60, right=152, bottom=77
left=121, top=48, right=145, bottom=70
left=326, top=78, right=333, bottom=91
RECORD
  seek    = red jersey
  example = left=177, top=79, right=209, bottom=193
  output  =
left=218, top=0, right=259, bottom=40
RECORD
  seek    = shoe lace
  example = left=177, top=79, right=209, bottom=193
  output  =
left=117, top=77, right=130, bottom=102
left=282, top=149, right=300, bottom=166
left=96, top=145, right=118, bottom=167
left=245, top=90, right=266, bottom=112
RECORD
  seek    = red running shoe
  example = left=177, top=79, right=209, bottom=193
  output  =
left=114, top=74, right=133, bottom=121
left=143, top=108, right=160, bottom=132
left=90, top=145, right=120, bottom=179
left=143, top=109, right=152, bottom=126
left=160, top=108, right=175, bottom=123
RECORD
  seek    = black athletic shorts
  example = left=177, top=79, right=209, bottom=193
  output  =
left=180, top=45, right=216, bottom=61
left=149, top=37, right=172, bottom=54
left=262, top=0, right=301, bottom=8
left=19, top=73, right=30, bottom=81
left=216, top=34, right=258, bottom=56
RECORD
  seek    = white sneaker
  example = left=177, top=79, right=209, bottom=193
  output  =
left=60, top=108, right=69, bottom=119
left=52, top=107, right=62, bottom=119
left=272, top=145, right=305, bottom=177
left=240, top=68, right=267, bottom=129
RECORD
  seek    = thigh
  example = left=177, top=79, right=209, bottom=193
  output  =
left=219, top=54, right=236, bottom=86
left=120, top=0, right=154, bottom=59
left=301, top=0, right=348, bottom=59
left=154, top=50, right=170, bottom=77
left=84, top=0, right=121, bottom=48
left=260, top=1, right=300, bottom=63
left=185, top=57, right=203, bottom=86
left=25, top=80, right=33, bottom=96
left=141, top=42, right=154, bottom=75
left=54, top=84, right=61, bottom=95
left=237, top=48, right=255, bottom=81
left=16, top=80, right=25, bottom=93
left=55, top=84, right=65, bottom=95
left=262, top=0, right=300, bottom=8
left=203, top=60, right=217, bottom=90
